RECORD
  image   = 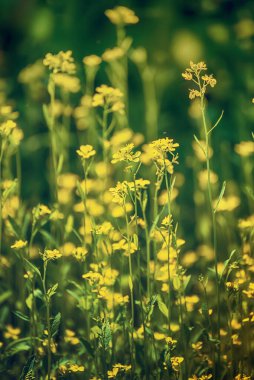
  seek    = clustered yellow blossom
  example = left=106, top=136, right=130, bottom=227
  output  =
left=4, top=325, right=21, bottom=340
left=43, top=50, right=76, bottom=74
left=189, top=375, right=212, bottom=380
left=64, top=329, right=80, bottom=345
left=111, top=143, right=141, bottom=164
left=102, top=47, right=125, bottom=62
left=182, top=61, right=217, bottom=100
left=43, top=249, right=62, bottom=261
left=0, top=120, right=17, bottom=137
left=235, top=141, right=254, bottom=157
left=107, top=363, right=131, bottom=378
left=52, top=73, right=80, bottom=93
left=83, top=55, right=102, bottom=67
left=92, top=85, right=125, bottom=114
left=144, top=137, right=179, bottom=174
left=11, top=240, right=28, bottom=250
left=58, top=362, right=85, bottom=374
left=105, top=6, right=139, bottom=25
left=170, top=356, right=184, bottom=372
left=76, top=145, right=96, bottom=160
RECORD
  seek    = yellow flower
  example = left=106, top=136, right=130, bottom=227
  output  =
left=0, top=120, right=16, bottom=136
left=72, top=247, right=88, bottom=261
left=111, top=143, right=141, bottom=164
left=192, top=341, right=203, bottom=351
left=64, top=329, right=80, bottom=345
left=43, top=50, right=76, bottom=74
left=102, top=47, right=125, bottom=62
left=83, top=55, right=102, bottom=67
left=189, top=89, right=201, bottom=100
left=43, top=249, right=62, bottom=261
left=4, top=325, right=21, bottom=340
left=154, top=332, right=166, bottom=340
left=52, top=73, right=80, bottom=93
left=105, top=6, right=139, bottom=25
left=235, top=141, right=254, bottom=157
left=92, top=85, right=125, bottom=114
left=170, top=356, right=184, bottom=372
left=11, top=240, right=28, bottom=249
left=76, top=145, right=96, bottom=160
left=201, top=74, right=217, bottom=87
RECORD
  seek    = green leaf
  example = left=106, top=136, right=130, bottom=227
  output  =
left=47, top=283, right=58, bottom=299
left=79, top=338, right=95, bottom=357
left=157, top=298, right=169, bottom=319
left=5, top=338, right=32, bottom=357
left=51, top=312, right=61, bottom=337
left=25, top=294, right=33, bottom=310
left=13, top=311, right=30, bottom=322
left=0, top=290, right=12, bottom=305
left=8, top=216, right=21, bottom=239
left=214, top=181, right=226, bottom=213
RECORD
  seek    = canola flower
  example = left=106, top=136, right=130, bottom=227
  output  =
left=1, top=6, right=254, bottom=380
left=105, top=6, right=139, bottom=25
left=92, top=84, right=125, bottom=114
left=11, top=239, right=28, bottom=249
left=76, top=144, right=96, bottom=160
left=43, top=50, right=76, bottom=74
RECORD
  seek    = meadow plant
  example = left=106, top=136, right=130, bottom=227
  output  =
left=0, top=5, right=253, bottom=380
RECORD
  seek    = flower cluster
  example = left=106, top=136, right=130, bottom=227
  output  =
left=92, top=85, right=125, bottom=114
left=105, top=6, right=139, bottom=25
left=182, top=61, right=217, bottom=99
left=43, top=50, right=76, bottom=74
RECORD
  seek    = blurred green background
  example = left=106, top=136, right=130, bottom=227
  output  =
left=0, top=0, right=254, bottom=248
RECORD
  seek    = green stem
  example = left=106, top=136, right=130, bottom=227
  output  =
left=200, top=92, right=221, bottom=371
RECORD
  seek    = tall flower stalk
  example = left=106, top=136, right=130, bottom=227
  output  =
left=182, top=61, right=224, bottom=371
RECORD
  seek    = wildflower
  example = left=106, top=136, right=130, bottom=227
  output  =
left=102, top=47, right=125, bottom=62
left=154, top=332, right=166, bottom=341
left=83, top=55, right=102, bottom=67
left=92, top=85, right=125, bottom=114
left=189, top=89, right=201, bottom=100
left=214, top=195, right=240, bottom=212
left=59, top=363, right=85, bottom=374
left=238, top=215, right=254, bottom=229
left=4, top=325, right=21, bottom=340
left=192, top=341, right=203, bottom=351
left=43, top=50, right=76, bottom=74
left=76, top=145, right=96, bottom=160
left=242, top=283, right=254, bottom=298
left=165, top=336, right=177, bottom=347
left=112, top=239, right=137, bottom=255
left=231, top=334, right=241, bottom=345
left=182, top=61, right=216, bottom=100
left=95, top=221, right=113, bottom=235
left=11, top=240, right=28, bottom=249
left=0, top=120, right=16, bottom=136
left=105, top=6, right=139, bottom=25
left=170, top=356, right=184, bottom=372
left=18, top=59, right=45, bottom=84
left=43, top=249, right=62, bottom=261
left=201, top=74, right=217, bottom=87
left=234, top=374, right=251, bottom=380
left=64, top=329, right=80, bottom=345
left=107, top=364, right=131, bottom=378
left=111, top=143, right=141, bottom=164
left=72, top=247, right=88, bottom=261
left=235, top=141, right=254, bottom=157
left=52, top=73, right=80, bottom=93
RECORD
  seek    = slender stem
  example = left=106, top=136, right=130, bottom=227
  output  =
left=42, top=261, right=52, bottom=380
left=124, top=200, right=135, bottom=374
left=199, top=90, right=221, bottom=370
